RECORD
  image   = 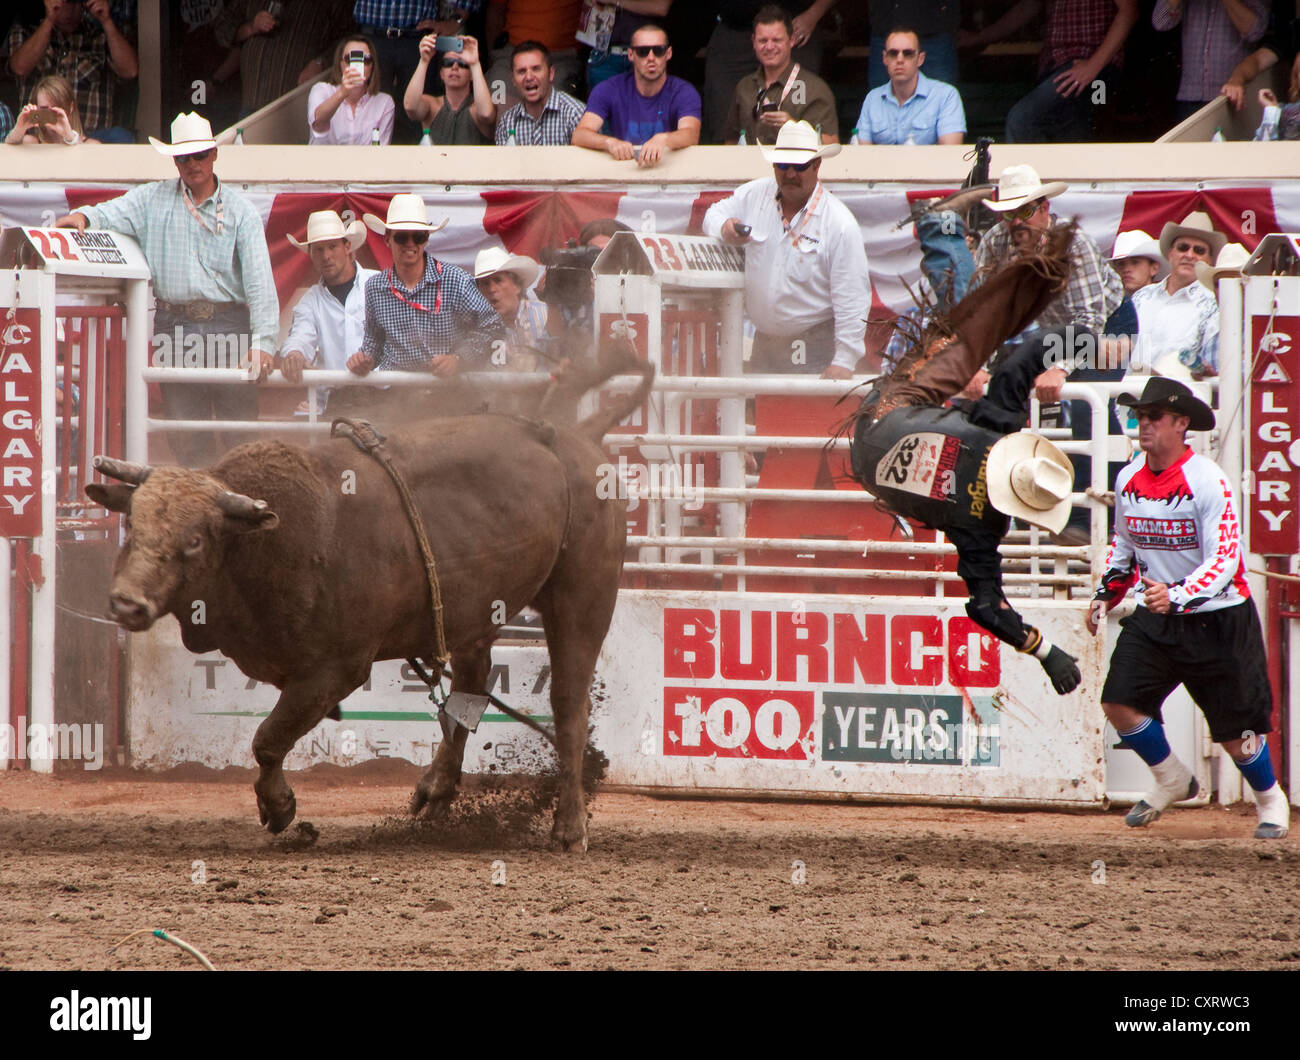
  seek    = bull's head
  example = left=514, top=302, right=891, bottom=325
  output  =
left=86, top=456, right=279, bottom=632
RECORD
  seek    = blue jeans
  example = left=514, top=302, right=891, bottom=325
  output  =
left=1006, top=63, right=1116, bottom=142
left=586, top=49, right=630, bottom=92
left=88, top=126, right=135, bottom=144
left=916, top=211, right=974, bottom=311
left=866, top=34, right=958, bottom=92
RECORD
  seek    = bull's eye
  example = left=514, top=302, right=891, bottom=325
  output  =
left=184, top=534, right=204, bottom=557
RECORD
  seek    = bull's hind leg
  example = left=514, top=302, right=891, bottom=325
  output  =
left=410, top=644, right=491, bottom=818
left=253, top=667, right=365, bottom=833
left=536, top=583, right=616, bottom=853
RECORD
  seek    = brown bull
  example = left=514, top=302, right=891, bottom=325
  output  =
left=86, top=363, right=653, bottom=851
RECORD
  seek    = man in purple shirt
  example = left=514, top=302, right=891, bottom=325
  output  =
left=571, top=23, right=701, bottom=166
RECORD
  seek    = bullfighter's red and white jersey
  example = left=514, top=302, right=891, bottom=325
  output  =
left=1094, top=447, right=1249, bottom=614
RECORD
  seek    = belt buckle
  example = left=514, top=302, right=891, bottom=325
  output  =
left=191, top=301, right=215, bottom=322
left=386, top=26, right=403, bottom=38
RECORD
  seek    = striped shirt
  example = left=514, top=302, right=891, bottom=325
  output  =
left=494, top=89, right=586, bottom=145
left=362, top=255, right=505, bottom=369
left=1153, top=0, right=1267, bottom=102
left=77, top=177, right=279, bottom=352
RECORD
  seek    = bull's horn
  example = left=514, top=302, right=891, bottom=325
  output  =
left=93, top=455, right=152, bottom=484
left=216, top=490, right=271, bottom=521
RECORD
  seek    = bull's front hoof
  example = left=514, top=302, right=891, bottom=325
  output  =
left=409, top=782, right=454, bottom=820
left=258, top=791, right=297, bottom=834
left=549, top=819, right=589, bottom=854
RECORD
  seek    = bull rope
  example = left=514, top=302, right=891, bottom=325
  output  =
left=330, top=418, right=450, bottom=689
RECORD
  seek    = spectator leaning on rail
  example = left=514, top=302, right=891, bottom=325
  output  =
left=278, top=211, right=379, bottom=410
left=5, top=74, right=97, bottom=144
left=571, top=23, right=701, bottom=168
left=721, top=4, right=839, bottom=146
left=1153, top=0, right=1267, bottom=121
left=854, top=26, right=965, bottom=145
left=969, top=165, right=1123, bottom=406
left=493, top=40, right=585, bottom=145
left=55, top=112, right=278, bottom=468
left=356, top=193, right=505, bottom=379
left=405, top=33, right=495, bottom=144
left=963, top=0, right=1137, bottom=143
left=473, top=246, right=548, bottom=371
left=1131, top=211, right=1223, bottom=379
left=6, top=0, right=139, bottom=143
left=1088, top=376, right=1290, bottom=839
left=309, top=35, right=397, bottom=145
left=1221, top=15, right=1300, bottom=115
left=703, top=120, right=869, bottom=379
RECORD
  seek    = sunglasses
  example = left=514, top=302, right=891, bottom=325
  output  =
left=442, top=58, right=469, bottom=69
left=631, top=44, right=668, bottom=57
left=1133, top=408, right=1169, bottom=422
left=345, top=52, right=374, bottom=64
left=884, top=48, right=918, bottom=59
left=1173, top=240, right=1211, bottom=256
left=391, top=231, right=429, bottom=246
left=774, top=159, right=815, bottom=172
left=1006, top=198, right=1045, bottom=222
left=177, top=148, right=215, bottom=163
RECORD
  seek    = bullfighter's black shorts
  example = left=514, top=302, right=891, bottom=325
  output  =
left=1100, top=600, right=1273, bottom=743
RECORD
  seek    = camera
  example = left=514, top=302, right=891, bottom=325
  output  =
left=539, top=242, right=601, bottom=308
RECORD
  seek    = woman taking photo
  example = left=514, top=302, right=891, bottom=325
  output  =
left=308, top=35, right=395, bottom=145
left=6, top=76, right=97, bottom=145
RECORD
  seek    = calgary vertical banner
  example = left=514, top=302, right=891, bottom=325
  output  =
left=0, top=307, right=43, bottom=538
left=1248, top=314, right=1300, bottom=554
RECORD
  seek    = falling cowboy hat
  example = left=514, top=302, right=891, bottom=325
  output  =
left=981, top=164, right=1067, bottom=213
left=1116, top=376, right=1215, bottom=432
left=362, top=192, right=449, bottom=235
left=286, top=210, right=367, bottom=252
left=1107, top=229, right=1167, bottom=279
left=1195, top=242, right=1251, bottom=291
left=1158, top=210, right=1227, bottom=261
left=148, top=111, right=218, bottom=156
left=985, top=432, right=1074, bottom=534
left=759, top=120, right=841, bottom=164
left=473, top=246, right=541, bottom=291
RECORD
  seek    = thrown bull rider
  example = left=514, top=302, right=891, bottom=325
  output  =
left=846, top=221, right=1084, bottom=694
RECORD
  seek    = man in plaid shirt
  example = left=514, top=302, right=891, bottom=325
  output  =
left=7, top=0, right=138, bottom=142
left=357, top=193, right=505, bottom=376
left=494, top=41, right=585, bottom=145
left=970, top=165, right=1122, bottom=404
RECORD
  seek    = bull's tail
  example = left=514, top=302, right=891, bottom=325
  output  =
left=573, top=354, right=656, bottom=444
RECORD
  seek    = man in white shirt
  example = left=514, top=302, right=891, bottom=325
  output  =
left=1132, top=211, right=1224, bottom=378
left=703, top=120, right=869, bottom=377
left=278, top=211, right=378, bottom=407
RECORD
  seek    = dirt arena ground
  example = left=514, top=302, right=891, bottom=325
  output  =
left=0, top=763, right=1295, bottom=971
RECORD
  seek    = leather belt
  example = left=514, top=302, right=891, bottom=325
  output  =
left=360, top=24, right=422, bottom=38
left=155, top=299, right=239, bottom=322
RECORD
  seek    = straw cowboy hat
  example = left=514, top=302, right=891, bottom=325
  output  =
left=985, top=432, right=1074, bottom=534
left=981, top=164, right=1067, bottom=213
left=1158, top=211, right=1227, bottom=260
left=473, top=246, right=540, bottom=290
left=149, top=111, right=218, bottom=156
left=363, top=193, right=449, bottom=235
left=1195, top=241, right=1251, bottom=291
left=1116, top=376, right=1215, bottom=432
left=1107, top=230, right=1167, bottom=278
left=760, top=120, right=841, bottom=165
left=286, top=210, right=366, bottom=252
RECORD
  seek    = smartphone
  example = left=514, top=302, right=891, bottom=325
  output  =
left=30, top=107, right=60, bottom=125
left=435, top=35, right=463, bottom=53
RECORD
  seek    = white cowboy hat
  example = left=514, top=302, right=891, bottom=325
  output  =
left=1107, top=230, right=1167, bottom=277
left=981, top=164, right=1067, bottom=213
left=149, top=112, right=218, bottom=156
left=985, top=432, right=1073, bottom=534
left=1195, top=241, right=1251, bottom=291
left=287, top=210, right=367, bottom=252
left=1158, top=210, right=1227, bottom=260
left=473, top=246, right=540, bottom=290
left=363, top=192, right=450, bottom=235
left=759, top=120, right=841, bottom=165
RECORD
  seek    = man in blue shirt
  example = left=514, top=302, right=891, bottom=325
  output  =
left=855, top=28, right=965, bottom=145
left=571, top=22, right=701, bottom=167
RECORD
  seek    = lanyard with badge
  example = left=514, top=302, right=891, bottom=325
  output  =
left=387, top=259, right=443, bottom=313
left=780, top=182, right=823, bottom=248
left=182, top=183, right=224, bottom=236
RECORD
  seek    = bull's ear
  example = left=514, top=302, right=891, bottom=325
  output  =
left=86, top=481, right=135, bottom=512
